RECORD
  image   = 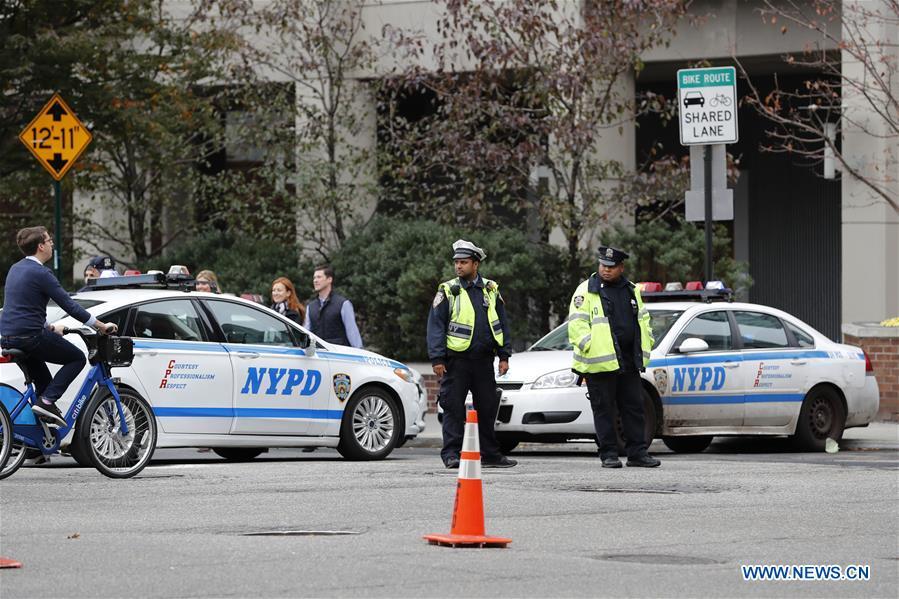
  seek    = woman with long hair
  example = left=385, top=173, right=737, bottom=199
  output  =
left=270, top=276, right=304, bottom=325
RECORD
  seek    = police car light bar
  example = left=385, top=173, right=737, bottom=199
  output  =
left=80, top=272, right=196, bottom=292
left=640, top=281, right=733, bottom=303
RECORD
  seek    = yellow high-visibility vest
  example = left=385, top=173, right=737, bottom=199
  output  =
left=439, top=277, right=504, bottom=352
left=567, top=277, right=653, bottom=373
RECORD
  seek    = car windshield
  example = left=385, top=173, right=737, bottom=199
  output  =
left=46, top=299, right=105, bottom=323
left=528, top=309, right=685, bottom=351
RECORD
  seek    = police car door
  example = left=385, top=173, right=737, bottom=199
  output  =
left=203, top=300, right=331, bottom=436
left=665, top=309, right=745, bottom=428
left=129, top=299, right=233, bottom=434
left=732, top=311, right=803, bottom=427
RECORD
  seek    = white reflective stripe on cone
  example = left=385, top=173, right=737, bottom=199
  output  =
left=462, top=424, right=480, bottom=451
left=458, top=459, right=482, bottom=480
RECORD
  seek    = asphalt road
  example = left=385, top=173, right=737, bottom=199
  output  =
left=1, top=436, right=897, bottom=598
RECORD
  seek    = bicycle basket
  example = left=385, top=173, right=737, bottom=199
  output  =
left=96, top=336, right=134, bottom=367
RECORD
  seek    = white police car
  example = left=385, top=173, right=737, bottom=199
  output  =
left=0, top=273, right=427, bottom=462
left=489, top=284, right=879, bottom=453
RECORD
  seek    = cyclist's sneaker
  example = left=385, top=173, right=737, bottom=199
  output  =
left=31, top=400, right=66, bottom=427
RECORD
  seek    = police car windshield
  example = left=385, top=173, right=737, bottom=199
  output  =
left=46, top=299, right=104, bottom=323
left=529, top=309, right=684, bottom=352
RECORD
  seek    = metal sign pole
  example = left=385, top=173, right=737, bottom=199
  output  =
left=704, top=145, right=713, bottom=282
left=53, top=180, right=62, bottom=279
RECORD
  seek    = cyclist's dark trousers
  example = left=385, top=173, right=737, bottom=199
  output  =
left=1, top=330, right=86, bottom=402
left=585, top=370, right=647, bottom=459
left=438, top=356, right=502, bottom=463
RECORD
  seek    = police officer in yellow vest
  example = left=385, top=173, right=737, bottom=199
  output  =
left=568, top=246, right=660, bottom=468
left=427, top=239, right=516, bottom=469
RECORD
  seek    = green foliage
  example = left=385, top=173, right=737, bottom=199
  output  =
left=600, top=217, right=753, bottom=295
left=142, top=230, right=314, bottom=303
left=330, top=217, right=569, bottom=361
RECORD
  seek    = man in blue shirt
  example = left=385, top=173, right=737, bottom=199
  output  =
left=303, top=265, right=363, bottom=348
left=1, top=226, right=117, bottom=426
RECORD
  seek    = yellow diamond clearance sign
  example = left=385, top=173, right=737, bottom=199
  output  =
left=18, top=93, right=92, bottom=180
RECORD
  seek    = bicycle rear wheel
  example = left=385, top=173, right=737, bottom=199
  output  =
left=0, top=438, right=27, bottom=480
left=79, top=388, right=157, bottom=479
left=0, top=402, right=11, bottom=474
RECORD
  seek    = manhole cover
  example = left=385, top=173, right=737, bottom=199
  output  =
left=242, top=530, right=363, bottom=537
left=599, top=554, right=722, bottom=565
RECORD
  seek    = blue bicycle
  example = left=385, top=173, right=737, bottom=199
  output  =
left=0, top=327, right=156, bottom=479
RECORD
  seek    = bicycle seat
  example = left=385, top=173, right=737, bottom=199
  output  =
left=1, top=348, right=26, bottom=359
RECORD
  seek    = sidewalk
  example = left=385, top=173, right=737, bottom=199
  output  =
left=409, top=413, right=899, bottom=450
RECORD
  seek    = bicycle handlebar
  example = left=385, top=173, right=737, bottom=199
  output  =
left=63, top=325, right=118, bottom=337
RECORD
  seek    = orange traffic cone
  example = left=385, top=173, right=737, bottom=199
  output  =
left=0, top=556, right=22, bottom=569
left=424, top=408, right=511, bottom=548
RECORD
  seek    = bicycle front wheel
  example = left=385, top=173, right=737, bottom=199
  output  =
left=79, top=387, right=157, bottom=479
left=0, top=402, right=12, bottom=474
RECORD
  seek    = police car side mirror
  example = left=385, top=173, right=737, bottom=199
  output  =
left=295, top=330, right=315, bottom=355
left=678, top=338, right=709, bottom=353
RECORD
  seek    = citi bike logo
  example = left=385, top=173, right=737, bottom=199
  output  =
left=70, top=394, right=88, bottom=421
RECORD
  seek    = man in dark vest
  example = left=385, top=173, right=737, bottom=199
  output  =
left=303, top=265, right=363, bottom=348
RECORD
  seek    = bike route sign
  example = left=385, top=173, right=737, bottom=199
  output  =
left=677, top=66, right=738, bottom=145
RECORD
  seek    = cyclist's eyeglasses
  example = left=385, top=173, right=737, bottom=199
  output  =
left=41, top=237, right=53, bottom=245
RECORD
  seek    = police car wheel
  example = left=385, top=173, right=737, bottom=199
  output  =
left=337, top=387, right=399, bottom=460
left=662, top=435, right=713, bottom=453
left=212, top=448, right=266, bottom=461
left=66, top=436, right=94, bottom=468
left=793, top=386, right=845, bottom=452
left=497, top=435, right=520, bottom=454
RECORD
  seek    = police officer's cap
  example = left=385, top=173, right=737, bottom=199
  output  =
left=452, top=239, right=486, bottom=261
left=597, top=246, right=628, bottom=266
left=87, top=255, right=115, bottom=270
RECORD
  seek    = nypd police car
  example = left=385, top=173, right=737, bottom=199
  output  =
left=0, top=273, right=427, bottom=462
left=487, top=284, right=879, bottom=453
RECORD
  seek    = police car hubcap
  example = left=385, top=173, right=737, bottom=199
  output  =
left=352, top=396, right=394, bottom=452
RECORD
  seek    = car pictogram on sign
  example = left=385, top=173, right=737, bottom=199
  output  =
left=683, top=91, right=705, bottom=108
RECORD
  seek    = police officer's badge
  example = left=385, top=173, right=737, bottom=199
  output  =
left=433, top=290, right=445, bottom=308
left=605, top=247, right=614, bottom=259
left=573, top=295, right=584, bottom=308
left=333, top=373, right=352, bottom=402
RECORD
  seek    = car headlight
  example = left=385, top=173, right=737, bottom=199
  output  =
left=531, top=369, right=579, bottom=389
left=394, top=367, right=414, bottom=383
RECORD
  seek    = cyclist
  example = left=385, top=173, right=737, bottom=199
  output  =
left=0, top=226, right=117, bottom=427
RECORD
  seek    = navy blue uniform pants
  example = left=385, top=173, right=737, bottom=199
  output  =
left=585, top=370, right=648, bottom=459
left=438, top=357, right=502, bottom=463
left=1, top=330, right=86, bottom=402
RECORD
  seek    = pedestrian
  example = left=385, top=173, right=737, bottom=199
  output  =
left=303, top=265, right=362, bottom=348
left=1, top=226, right=118, bottom=427
left=195, top=270, right=222, bottom=293
left=81, top=255, right=117, bottom=289
left=271, top=277, right=304, bottom=325
left=427, top=239, right=516, bottom=469
left=568, top=245, right=660, bottom=468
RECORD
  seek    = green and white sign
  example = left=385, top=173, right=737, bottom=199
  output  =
left=677, top=66, right=738, bottom=145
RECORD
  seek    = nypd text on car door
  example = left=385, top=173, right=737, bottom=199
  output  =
left=204, top=300, right=334, bottom=436
left=663, top=310, right=746, bottom=429
left=128, top=299, right=234, bottom=434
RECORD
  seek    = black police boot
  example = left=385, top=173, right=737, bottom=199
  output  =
left=482, top=455, right=517, bottom=468
left=444, top=456, right=460, bottom=469
left=601, top=455, right=622, bottom=468
left=626, top=454, right=661, bottom=468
